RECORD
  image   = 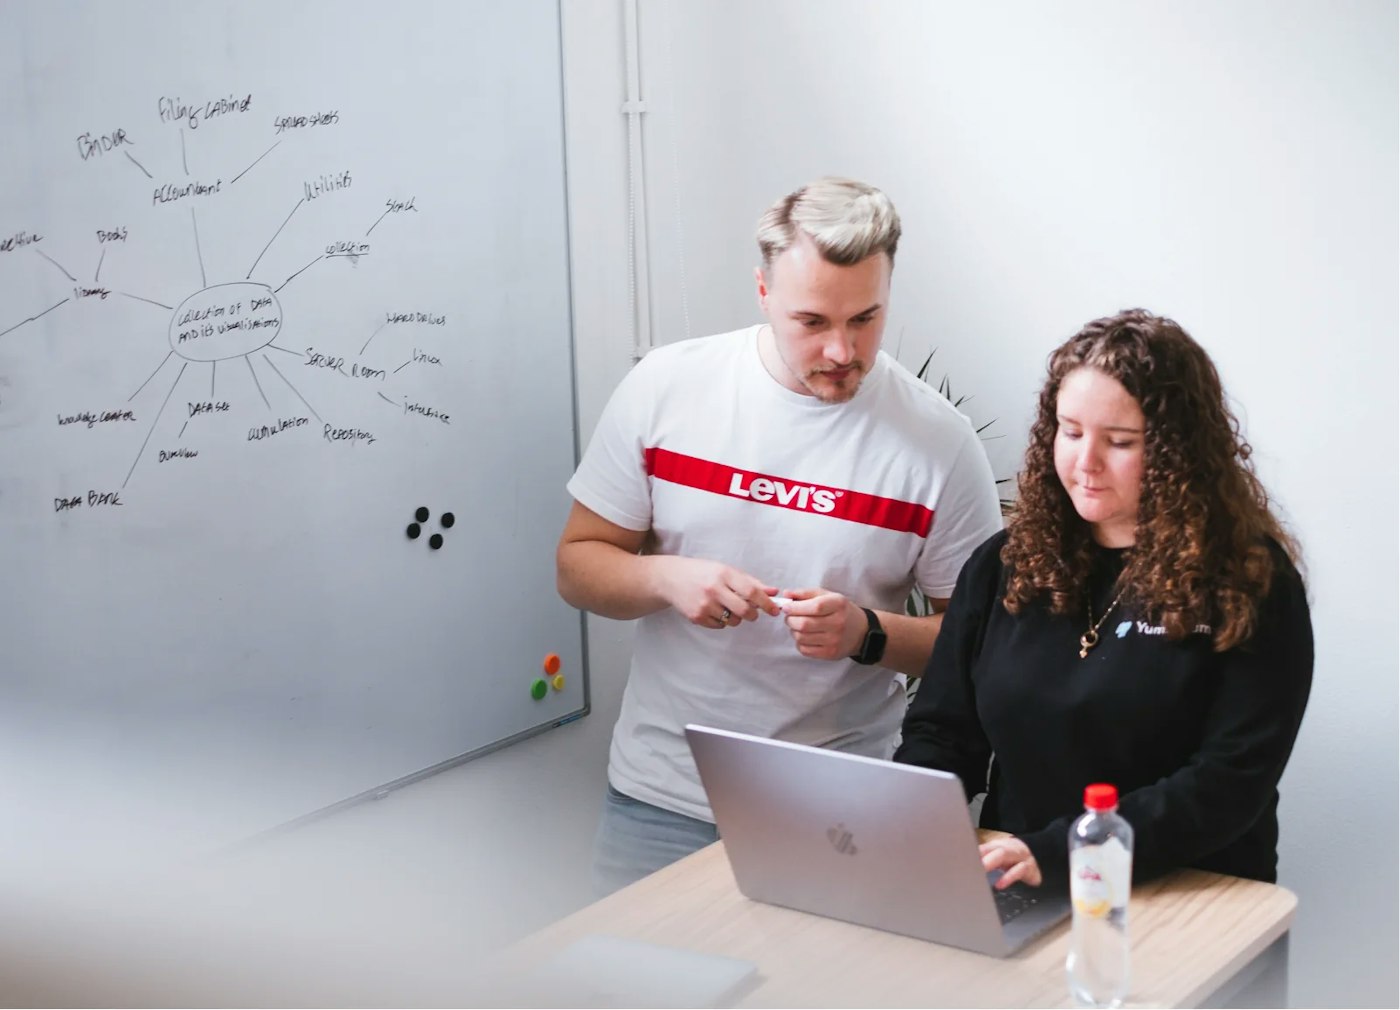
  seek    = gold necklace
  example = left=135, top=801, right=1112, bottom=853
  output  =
left=1079, top=585, right=1128, bottom=659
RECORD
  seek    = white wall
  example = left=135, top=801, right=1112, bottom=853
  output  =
left=622, top=1, right=1397, bottom=1005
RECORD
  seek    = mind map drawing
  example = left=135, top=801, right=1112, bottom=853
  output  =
left=1, top=92, right=454, bottom=515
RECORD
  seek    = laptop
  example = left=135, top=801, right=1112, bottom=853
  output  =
left=685, top=724, right=1070, bottom=957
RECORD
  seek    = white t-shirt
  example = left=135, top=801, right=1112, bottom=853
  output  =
left=567, top=325, right=1003, bottom=821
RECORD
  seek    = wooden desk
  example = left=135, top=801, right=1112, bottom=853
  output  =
left=493, top=838, right=1296, bottom=1008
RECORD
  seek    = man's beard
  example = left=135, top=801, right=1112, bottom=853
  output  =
left=799, top=363, right=867, bottom=404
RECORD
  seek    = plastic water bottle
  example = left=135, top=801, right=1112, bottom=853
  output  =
left=1066, top=783, right=1134, bottom=1008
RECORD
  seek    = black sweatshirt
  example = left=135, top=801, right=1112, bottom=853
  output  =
left=895, top=529, right=1313, bottom=887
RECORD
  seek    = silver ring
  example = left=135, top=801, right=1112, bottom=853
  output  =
left=720, top=608, right=731, bottom=622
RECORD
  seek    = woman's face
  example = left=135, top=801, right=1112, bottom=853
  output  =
left=1053, top=367, right=1146, bottom=547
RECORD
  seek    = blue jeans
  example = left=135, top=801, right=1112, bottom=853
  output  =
left=591, top=783, right=719, bottom=898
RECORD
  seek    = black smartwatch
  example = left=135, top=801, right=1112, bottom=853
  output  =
left=850, top=607, right=888, bottom=665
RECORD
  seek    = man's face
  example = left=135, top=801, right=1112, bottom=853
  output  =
left=756, top=234, right=891, bottom=404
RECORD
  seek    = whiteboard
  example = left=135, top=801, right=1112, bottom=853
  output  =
left=0, top=0, right=586, bottom=841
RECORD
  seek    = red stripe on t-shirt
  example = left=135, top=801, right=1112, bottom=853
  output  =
left=643, top=447, right=934, bottom=536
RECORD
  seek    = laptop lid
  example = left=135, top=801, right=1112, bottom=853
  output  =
left=686, top=724, right=1067, bottom=957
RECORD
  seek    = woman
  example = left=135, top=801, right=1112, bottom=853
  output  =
left=895, top=308, right=1312, bottom=889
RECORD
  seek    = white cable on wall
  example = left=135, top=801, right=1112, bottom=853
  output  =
left=661, top=4, right=692, bottom=345
left=622, top=0, right=653, bottom=361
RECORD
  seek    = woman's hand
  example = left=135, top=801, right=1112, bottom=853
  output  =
left=979, top=836, right=1042, bottom=888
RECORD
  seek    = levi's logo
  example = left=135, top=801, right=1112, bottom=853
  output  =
left=727, top=472, right=838, bottom=513
left=643, top=447, right=934, bottom=536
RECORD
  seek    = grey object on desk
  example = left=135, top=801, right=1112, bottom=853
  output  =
left=0, top=0, right=586, bottom=844
left=523, top=933, right=760, bottom=1009
left=687, top=724, right=1071, bottom=957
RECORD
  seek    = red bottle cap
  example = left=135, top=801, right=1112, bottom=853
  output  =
left=1084, top=783, right=1118, bottom=810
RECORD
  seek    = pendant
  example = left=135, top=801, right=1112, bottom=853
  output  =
left=1078, top=629, right=1099, bottom=659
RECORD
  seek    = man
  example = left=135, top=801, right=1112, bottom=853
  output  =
left=557, top=177, right=1002, bottom=895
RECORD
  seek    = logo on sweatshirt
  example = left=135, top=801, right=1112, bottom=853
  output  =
left=1114, top=619, right=1213, bottom=639
left=643, top=447, right=934, bottom=535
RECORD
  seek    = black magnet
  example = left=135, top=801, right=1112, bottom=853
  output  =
left=415, top=506, right=430, bottom=523
left=406, top=523, right=421, bottom=539
left=440, top=512, right=455, bottom=528
left=429, top=533, right=444, bottom=550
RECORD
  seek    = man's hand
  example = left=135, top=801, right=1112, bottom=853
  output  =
left=652, top=556, right=783, bottom=629
left=558, top=501, right=783, bottom=625
left=980, top=837, right=1043, bottom=888
left=776, top=588, right=866, bottom=659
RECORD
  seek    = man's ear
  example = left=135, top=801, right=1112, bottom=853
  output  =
left=754, top=265, right=768, bottom=308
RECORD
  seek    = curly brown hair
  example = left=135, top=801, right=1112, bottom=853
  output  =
left=1002, top=309, right=1299, bottom=651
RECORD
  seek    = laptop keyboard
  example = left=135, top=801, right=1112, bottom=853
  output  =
left=992, top=884, right=1041, bottom=924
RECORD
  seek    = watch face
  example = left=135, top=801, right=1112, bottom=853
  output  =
left=854, top=608, right=887, bottom=664
left=865, top=629, right=888, bottom=664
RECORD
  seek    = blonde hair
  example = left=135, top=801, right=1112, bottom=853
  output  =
left=756, top=177, right=901, bottom=270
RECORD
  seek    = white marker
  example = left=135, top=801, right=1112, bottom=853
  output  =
left=770, top=596, right=795, bottom=610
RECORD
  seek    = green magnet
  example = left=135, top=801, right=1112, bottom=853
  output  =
left=530, top=678, right=548, bottom=701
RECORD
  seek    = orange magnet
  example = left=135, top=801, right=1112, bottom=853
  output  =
left=543, top=653, right=562, bottom=675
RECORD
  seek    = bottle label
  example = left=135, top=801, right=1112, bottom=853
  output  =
left=1070, top=837, right=1132, bottom=918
